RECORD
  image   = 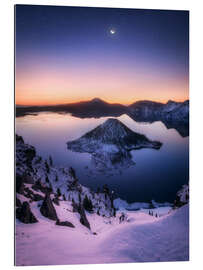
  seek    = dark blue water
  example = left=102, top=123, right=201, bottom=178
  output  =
left=16, top=112, right=189, bottom=203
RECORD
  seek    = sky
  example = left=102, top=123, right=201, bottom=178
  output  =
left=15, top=5, right=189, bottom=105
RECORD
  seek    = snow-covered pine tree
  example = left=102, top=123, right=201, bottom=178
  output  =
left=83, top=195, right=93, bottom=212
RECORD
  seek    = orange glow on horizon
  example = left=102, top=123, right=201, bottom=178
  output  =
left=15, top=64, right=189, bottom=106
left=16, top=94, right=189, bottom=107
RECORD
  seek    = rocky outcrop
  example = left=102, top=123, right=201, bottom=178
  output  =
left=16, top=201, right=38, bottom=224
left=40, top=193, right=58, bottom=221
left=174, top=185, right=189, bottom=208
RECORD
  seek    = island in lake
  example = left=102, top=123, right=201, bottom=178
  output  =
left=67, top=118, right=162, bottom=173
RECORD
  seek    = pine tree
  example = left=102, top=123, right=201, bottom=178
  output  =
left=83, top=195, right=93, bottom=212
left=45, top=175, right=49, bottom=183
left=69, top=167, right=76, bottom=178
left=45, top=160, right=50, bottom=173
left=57, top=187, right=61, bottom=197
left=78, top=193, right=81, bottom=203
left=49, top=155, right=53, bottom=166
left=49, top=182, right=53, bottom=193
left=103, top=184, right=109, bottom=194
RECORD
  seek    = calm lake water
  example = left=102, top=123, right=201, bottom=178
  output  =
left=16, top=112, right=189, bottom=203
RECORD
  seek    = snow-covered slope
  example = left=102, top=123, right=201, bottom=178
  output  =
left=16, top=203, right=189, bottom=265
left=99, top=204, right=189, bottom=263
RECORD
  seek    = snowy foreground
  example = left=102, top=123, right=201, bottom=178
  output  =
left=16, top=202, right=189, bottom=266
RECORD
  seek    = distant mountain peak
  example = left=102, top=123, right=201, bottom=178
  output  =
left=101, top=118, right=124, bottom=127
left=90, top=98, right=106, bottom=103
left=166, top=100, right=178, bottom=105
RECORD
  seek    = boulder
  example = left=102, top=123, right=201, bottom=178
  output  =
left=40, top=193, right=58, bottom=221
left=16, top=201, right=38, bottom=223
left=56, top=219, right=75, bottom=228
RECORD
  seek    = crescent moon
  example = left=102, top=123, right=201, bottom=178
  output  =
left=110, top=29, right=116, bottom=35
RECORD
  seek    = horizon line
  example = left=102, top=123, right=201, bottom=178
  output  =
left=16, top=97, right=189, bottom=107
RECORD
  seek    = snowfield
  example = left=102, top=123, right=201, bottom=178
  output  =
left=15, top=202, right=189, bottom=266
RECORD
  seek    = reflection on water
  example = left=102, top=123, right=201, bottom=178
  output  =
left=16, top=112, right=189, bottom=203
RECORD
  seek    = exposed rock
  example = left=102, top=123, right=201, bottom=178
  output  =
left=56, top=219, right=75, bottom=228
left=40, top=193, right=58, bottom=221
left=16, top=202, right=38, bottom=223
left=174, top=185, right=189, bottom=208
